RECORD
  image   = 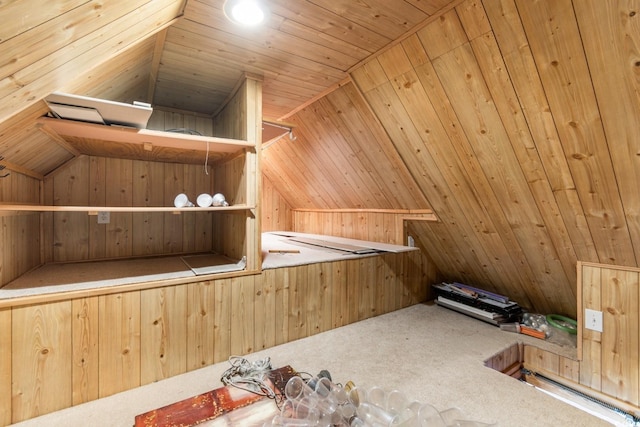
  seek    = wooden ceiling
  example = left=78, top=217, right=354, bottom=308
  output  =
left=154, top=0, right=456, bottom=120
left=0, top=0, right=458, bottom=176
left=2, top=0, right=639, bottom=317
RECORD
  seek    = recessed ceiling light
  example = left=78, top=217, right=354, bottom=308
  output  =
left=223, top=0, right=267, bottom=27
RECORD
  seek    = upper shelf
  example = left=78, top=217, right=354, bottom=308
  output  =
left=37, top=117, right=254, bottom=165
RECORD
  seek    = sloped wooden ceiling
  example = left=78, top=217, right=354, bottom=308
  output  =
left=263, top=0, right=640, bottom=316
left=1, top=0, right=639, bottom=317
left=155, top=0, right=455, bottom=120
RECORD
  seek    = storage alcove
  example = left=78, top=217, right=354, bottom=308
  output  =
left=0, top=74, right=262, bottom=300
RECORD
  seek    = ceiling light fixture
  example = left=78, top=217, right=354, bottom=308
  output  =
left=223, top=0, right=267, bottom=27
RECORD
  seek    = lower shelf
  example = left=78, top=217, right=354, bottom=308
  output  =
left=0, top=253, right=246, bottom=300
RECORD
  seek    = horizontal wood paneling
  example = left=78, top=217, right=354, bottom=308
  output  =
left=2, top=250, right=432, bottom=423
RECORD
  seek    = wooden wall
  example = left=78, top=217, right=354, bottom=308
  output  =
left=0, top=0, right=184, bottom=131
left=263, top=0, right=640, bottom=317
left=0, top=172, right=42, bottom=288
left=0, top=251, right=430, bottom=425
left=261, top=174, right=293, bottom=232
left=212, top=75, right=262, bottom=270
left=522, top=262, right=640, bottom=417
left=579, top=262, right=640, bottom=408
left=41, top=155, right=214, bottom=263
left=291, top=209, right=436, bottom=246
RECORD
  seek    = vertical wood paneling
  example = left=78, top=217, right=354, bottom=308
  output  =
left=11, top=302, right=72, bottom=422
left=330, top=260, right=349, bottom=329
left=261, top=174, right=293, bottom=232
left=132, top=161, right=165, bottom=255
left=0, top=308, right=11, bottom=426
left=524, top=346, right=559, bottom=376
left=105, top=158, right=133, bottom=258
left=601, top=269, right=639, bottom=405
left=98, top=292, right=141, bottom=398
left=578, top=263, right=640, bottom=407
left=3, top=249, right=426, bottom=422
left=213, top=278, right=231, bottom=363
left=44, top=154, right=216, bottom=263
left=71, top=297, right=99, bottom=405
left=187, top=281, right=215, bottom=371
left=1, top=214, right=41, bottom=287
left=288, top=266, right=307, bottom=342
left=140, top=285, right=188, bottom=385
left=53, top=156, right=89, bottom=262
left=273, top=267, right=292, bottom=346
left=346, top=260, right=361, bottom=325
left=88, top=156, right=108, bottom=260
left=254, top=273, right=276, bottom=352
left=357, top=258, right=376, bottom=321
left=306, top=262, right=332, bottom=336
left=230, top=275, right=255, bottom=356
left=163, top=163, right=184, bottom=254
left=580, top=265, right=602, bottom=390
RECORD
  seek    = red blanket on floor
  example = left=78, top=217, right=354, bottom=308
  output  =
left=134, top=365, right=296, bottom=427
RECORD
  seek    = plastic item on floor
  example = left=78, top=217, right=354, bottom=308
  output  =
left=270, top=378, right=496, bottom=426
left=545, top=314, right=578, bottom=348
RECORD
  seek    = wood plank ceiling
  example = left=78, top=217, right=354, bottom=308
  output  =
left=262, top=0, right=640, bottom=317
left=2, top=0, right=639, bottom=316
left=155, top=0, right=456, bottom=120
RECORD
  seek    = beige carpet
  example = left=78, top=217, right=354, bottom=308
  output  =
left=11, top=303, right=612, bottom=427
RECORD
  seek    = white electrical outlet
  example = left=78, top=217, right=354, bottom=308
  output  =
left=407, top=235, right=415, bottom=247
left=97, top=211, right=110, bottom=224
left=585, top=308, right=603, bottom=332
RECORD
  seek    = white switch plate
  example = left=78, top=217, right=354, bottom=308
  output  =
left=585, top=308, right=603, bottom=332
left=97, top=211, right=110, bottom=224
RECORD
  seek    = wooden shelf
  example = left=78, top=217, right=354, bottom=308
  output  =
left=36, top=117, right=254, bottom=164
left=0, top=203, right=254, bottom=214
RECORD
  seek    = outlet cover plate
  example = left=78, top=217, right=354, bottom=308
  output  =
left=97, top=211, right=110, bottom=224
left=585, top=308, right=603, bottom=332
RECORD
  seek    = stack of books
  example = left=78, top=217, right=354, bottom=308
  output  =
left=432, top=282, right=522, bottom=325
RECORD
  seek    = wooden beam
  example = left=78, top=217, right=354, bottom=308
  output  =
left=0, top=159, right=43, bottom=181
left=147, top=29, right=169, bottom=104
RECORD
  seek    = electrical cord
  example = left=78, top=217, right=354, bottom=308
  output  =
left=220, top=356, right=279, bottom=401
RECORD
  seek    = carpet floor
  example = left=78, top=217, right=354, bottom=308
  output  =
left=11, top=303, right=612, bottom=427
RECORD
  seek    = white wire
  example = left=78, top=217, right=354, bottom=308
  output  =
left=220, top=356, right=276, bottom=398
left=204, top=141, right=209, bottom=175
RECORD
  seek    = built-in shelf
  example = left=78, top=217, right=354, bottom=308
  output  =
left=38, top=117, right=253, bottom=150
left=0, top=203, right=253, bottom=212
left=36, top=116, right=254, bottom=164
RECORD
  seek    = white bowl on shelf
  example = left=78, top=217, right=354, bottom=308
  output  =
left=197, top=193, right=213, bottom=207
